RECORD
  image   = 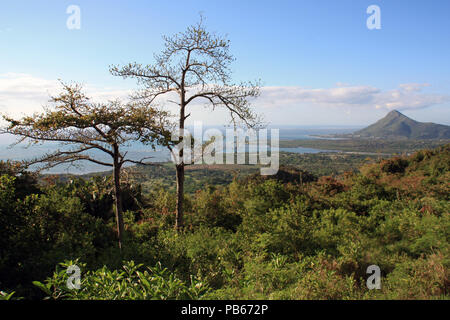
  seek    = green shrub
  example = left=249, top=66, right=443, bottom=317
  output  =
left=188, top=186, right=241, bottom=231
left=381, top=157, right=409, bottom=174
left=33, top=260, right=210, bottom=300
left=373, top=253, right=449, bottom=299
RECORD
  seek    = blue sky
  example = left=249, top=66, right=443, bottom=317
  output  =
left=1, top=0, right=449, bottom=126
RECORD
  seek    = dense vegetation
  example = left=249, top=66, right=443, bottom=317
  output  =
left=280, top=138, right=449, bottom=154
left=0, top=144, right=449, bottom=300
left=48, top=152, right=370, bottom=194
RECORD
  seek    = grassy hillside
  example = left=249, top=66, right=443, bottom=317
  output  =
left=1, top=144, right=449, bottom=300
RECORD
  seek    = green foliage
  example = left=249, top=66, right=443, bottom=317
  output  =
left=0, top=171, right=115, bottom=298
left=188, top=186, right=241, bottom=231
left=33, top=260, right=210, bottom=300
left=0, top=291, right=20, bottom=300
left=2, top=144, right=449, bottom=300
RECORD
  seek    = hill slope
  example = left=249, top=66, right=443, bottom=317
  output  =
left=355, top=110, right=450, bottom=139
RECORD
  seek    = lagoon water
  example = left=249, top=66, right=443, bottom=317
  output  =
left=0, top=127, right=358, bottom=174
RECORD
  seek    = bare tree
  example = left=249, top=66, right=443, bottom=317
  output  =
left=1, top=82, right=170, bottom=250
left=110, top=16, right=261, bottom=230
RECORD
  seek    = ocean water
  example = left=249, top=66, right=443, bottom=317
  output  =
left=275, top=127, right=356, bottom=140
left=0, top=127, right=357, bottom=174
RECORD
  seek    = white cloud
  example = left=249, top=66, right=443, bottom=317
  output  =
left=258, top=83, right=448, bottom=111
left=398, top=83, right=430, bottom=92
left=0, top=73, right=132, bottom=118
left=0, top=74, right=447, bottom=128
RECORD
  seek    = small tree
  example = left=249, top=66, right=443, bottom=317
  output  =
left=2, top=82, right=170, bottom=249
left=110, top=17, right=261, bottom=230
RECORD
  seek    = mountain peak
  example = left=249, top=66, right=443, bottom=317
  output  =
left=385, top=110, right=405, bottom=118
left=355, top=110, right=450, bottom=139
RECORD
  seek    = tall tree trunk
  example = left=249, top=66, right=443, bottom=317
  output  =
left=113, top=147, right=125, bottom=250
left=175, top=104, right=185, bottom=231
left=175, top=163, right=184, bottom=230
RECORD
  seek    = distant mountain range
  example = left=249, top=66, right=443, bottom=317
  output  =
left=354, top=110, right=450, bottom=139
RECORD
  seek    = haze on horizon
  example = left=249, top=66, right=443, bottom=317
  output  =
left=1, top=0, right=449, bottom=130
